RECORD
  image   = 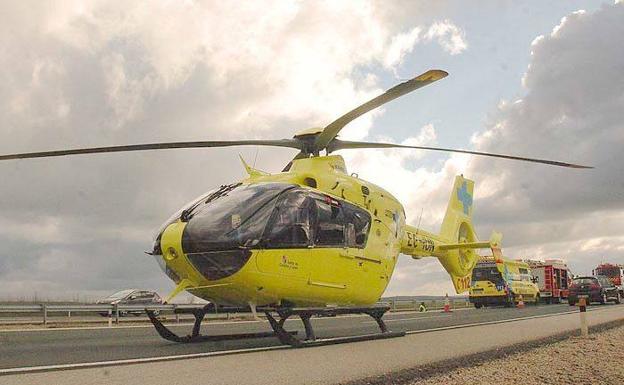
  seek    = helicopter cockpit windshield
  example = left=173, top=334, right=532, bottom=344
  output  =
left=180, top=182, right=372, bottom=253
left=154, top=182, right=372, bottom=281
left=182, top=182, right=295, bottom=253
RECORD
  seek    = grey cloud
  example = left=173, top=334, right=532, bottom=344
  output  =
left=381, top=4, right=624, bottom=292
left=466, top=4, right=624, bottom=273
left=0, top=1, right=450, bottom=300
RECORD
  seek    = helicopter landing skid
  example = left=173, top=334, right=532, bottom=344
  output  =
left=263, top=305, right=405, bottom=347
left=146, top=304, right=296, bottom=343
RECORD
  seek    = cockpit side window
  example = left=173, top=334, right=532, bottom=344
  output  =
left=314, top=198, right=345, bottom=247
left=263, top=191, right=314, bottom=248
left=260, top=189, right=371, bottom=249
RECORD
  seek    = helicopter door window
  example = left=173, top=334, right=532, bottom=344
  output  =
left=314, top=199, right=345, bottom=247
left=263, top=192, right=313, bottom=248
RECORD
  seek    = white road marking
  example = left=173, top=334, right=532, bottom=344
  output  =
left=405, top=306, right=608, bottom=335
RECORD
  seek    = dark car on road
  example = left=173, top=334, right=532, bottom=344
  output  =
left=97, top=289, right=163, bottom=316
left=568, top=276, right=621, bottom=306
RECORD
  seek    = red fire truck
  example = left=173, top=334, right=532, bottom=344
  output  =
left=527, top=259, right=571, bottom=304
left=593, top=263, right=624, bottom=296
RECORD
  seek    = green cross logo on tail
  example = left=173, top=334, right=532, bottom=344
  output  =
left=456, top=181, right=473, bottom=215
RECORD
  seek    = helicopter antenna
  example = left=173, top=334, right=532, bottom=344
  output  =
left=253, top=148, right=259, bottom=168
left=416, top=207, right=424, bottom=235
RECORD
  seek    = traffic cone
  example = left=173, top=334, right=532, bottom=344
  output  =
left=443, top=293, right=452, bottom=313
left=517, top=294, right=525, bottom=309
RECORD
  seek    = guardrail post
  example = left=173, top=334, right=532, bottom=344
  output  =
left=413, top=299, right=417, bottom=311
left=42, top=304, right=47, bottom=326
left=114, top=304, right=120, bottom=325
left=579, top=297, right=588, bottom=337
left=67, top=310, right=71, bottom=319
left=391, top=299, right=396, bottom=311
left=108, top=309, right=112, bottom=327
left=174, top=304, right=180, bottom=323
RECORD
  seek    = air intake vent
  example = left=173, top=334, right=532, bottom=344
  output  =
left=304, top=177, right=317, bottom=188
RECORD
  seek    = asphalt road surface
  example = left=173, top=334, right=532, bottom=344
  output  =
left=3, top=304, right=623, bottom=385
left=0, top=303, right=590, bottom=370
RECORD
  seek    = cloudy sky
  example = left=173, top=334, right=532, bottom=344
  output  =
left=0, top=1, right=622, bottom=301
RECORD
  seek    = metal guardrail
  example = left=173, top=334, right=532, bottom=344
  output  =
left=0, top=304, right=225, bottom=326
left=0, top=299, right=472, bottom=327
left=379, top=299, right=472, bottom=312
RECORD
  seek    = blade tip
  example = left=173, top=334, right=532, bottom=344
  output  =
left=564, top=163, right=593, bottom=169
left=427, top=69, right=449, bottom=79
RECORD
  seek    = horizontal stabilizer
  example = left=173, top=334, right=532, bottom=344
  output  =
left=437, top=241, right=491, bottom=251
left=438, top=231, right=503, bottom=251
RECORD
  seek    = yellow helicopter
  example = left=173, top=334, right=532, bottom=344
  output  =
left=0, top=69, right=589, bottom=346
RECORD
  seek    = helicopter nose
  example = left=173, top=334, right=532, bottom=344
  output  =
left=180, top=217, right=253, bottom=281
left=151, top=233, right=163, bottom=256
left=151, top=222, right=192, bottom=284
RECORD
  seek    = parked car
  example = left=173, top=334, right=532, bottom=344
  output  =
left=568, top=276, right=621, bottom=306
left=593, top=263, right=624, bottom=296
left=97, top=289, right=163, bottom=316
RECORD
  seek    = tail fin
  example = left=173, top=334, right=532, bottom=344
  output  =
left=438, top=175, right=480, bottom=293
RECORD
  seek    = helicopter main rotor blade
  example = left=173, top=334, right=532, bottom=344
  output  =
left=328, top=140, right=592, bottom=169
left=314, top=69, right=448, bottom=152
left=0, top=139, right=303, bottom=161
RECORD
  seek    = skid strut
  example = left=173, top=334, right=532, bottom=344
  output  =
left=146, top=304, right=295, bottom=343
left=147, top=304, right=403, bottom=347
left=262, top=305, right=404, bottom=347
